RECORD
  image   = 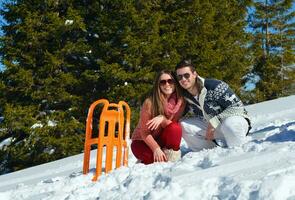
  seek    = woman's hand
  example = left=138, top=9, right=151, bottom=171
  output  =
left=205, top=124, right=215, bottom=141
left=146, top=115, right=165, bottom=131
left=153, top=147, right=167, bottom=162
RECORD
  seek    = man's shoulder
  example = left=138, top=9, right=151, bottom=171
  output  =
left=204, top=78, right=227, bottom=90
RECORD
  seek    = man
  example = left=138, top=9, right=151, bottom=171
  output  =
left=175, top=59, right=251, bottom=151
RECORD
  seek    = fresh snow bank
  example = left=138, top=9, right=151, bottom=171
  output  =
left=0, top=95, right=295, bottom=200
left=246, top=95, right=295, bottom=130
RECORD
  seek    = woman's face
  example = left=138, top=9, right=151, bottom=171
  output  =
left=159, top=73, right=175, bottom=97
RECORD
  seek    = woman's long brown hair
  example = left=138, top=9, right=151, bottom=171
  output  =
left=149, top=70, right=183, bottom=118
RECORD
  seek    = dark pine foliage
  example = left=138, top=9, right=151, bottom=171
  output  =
left=0, top=0, right=252, bottom=173
left=246, top=0, right=295, bottom=102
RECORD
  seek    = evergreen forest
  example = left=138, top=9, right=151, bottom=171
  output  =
left=0, top=0, right=294, bottom=174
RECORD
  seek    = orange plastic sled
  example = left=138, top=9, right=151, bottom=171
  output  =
left=83, top=99, right=131, bottom=181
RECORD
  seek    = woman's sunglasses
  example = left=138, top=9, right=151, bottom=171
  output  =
left=177, top=73, right=190, bottom=81
left=160, top=79, right=175, bottom=86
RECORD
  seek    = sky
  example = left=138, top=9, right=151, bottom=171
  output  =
left=0, top=95, right=295, bottom=199
left=0, top=0, right=5, bottom=71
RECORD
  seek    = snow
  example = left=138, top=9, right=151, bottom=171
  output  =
left=65, top=20, right=74, bottom=25
left=0, top=137, right=13, bottom=150
left=31, top=122, right=43, bottom=129
left=47, top=120, right=57, bottom=127
left=1, top=95, right=295, bottom=199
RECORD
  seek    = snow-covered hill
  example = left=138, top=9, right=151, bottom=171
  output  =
left=0, top=95, right=295, bottom=200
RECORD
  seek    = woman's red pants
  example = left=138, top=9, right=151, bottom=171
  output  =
left=131, top=122, right=182, bottom=164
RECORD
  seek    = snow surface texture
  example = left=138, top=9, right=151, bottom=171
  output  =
left=0, top=95, right=295, bottom=200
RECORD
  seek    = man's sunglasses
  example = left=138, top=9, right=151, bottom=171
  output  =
left=160, top=79, right=174, bottom=85
left=177, top=73, right=190, bottom=81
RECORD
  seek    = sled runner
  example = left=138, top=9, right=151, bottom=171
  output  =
left=83, top=99, right=131, bottom=181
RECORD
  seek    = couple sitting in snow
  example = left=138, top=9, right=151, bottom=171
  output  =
left=131, top=59, right=251, bottom=164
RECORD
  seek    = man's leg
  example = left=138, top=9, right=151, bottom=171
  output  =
left=180, top=117, right=216, bottom=151
left=216, top=116, right=249, bottom=147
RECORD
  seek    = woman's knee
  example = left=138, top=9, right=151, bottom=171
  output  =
left=166, top=121, right=182, bottom=133
left=160, top=122, right=182, bottom=150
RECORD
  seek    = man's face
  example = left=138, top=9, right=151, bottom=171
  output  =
left=176, top=66, right=197, bottom=90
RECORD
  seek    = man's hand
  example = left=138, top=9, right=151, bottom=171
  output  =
left=153, top=147, right=167, bottom=162
left=205, top=124, right=215, bottom=140
left=146, top=115, right=165, bottom=131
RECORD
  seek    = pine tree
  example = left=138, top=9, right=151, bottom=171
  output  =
left=0, top=0, right=91, bottom=173
left=248, top=0, right=295, bottom=102
left=0, top=0, right=252, bottom=173
left=81, top=0, right=251, bottom=121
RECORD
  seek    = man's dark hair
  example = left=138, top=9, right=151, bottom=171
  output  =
left=175, top=59, right=196, bottom=72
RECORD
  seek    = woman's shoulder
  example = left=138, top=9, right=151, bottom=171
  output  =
left=141, top=98, right=153, bottom=110
left=143, top=97, right=152, bottom=106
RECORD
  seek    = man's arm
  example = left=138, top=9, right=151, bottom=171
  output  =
left=207, top=81, right=245, bottom=129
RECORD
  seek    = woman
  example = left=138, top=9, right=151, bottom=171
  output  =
left=131, top=70, right=186, bottom=164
